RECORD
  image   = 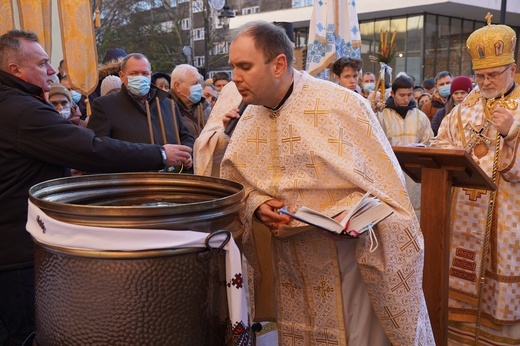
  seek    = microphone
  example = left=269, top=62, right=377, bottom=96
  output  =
left=224, top=101, right=248, bottom=136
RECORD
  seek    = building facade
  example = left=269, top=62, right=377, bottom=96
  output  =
left=229, top=0, right=520, bottom=83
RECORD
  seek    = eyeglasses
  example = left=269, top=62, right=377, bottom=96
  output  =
left=474, top=65, right=511, bottom=83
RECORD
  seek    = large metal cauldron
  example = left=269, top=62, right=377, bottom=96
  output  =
left=28, top=173, right=244, bottom=346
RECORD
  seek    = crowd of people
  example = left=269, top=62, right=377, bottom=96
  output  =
left=0, top=15, right=519, bottom=346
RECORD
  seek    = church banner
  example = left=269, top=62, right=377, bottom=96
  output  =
left=0, top=1, right=15, bottom=36
left=57, top=0, right=99, bottom=97
left=306, top=0, right=361, bottom=77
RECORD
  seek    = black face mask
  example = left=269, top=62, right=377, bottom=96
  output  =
left=385, top=96, right=417, bottom=118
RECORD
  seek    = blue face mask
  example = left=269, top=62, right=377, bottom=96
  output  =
left=127, top=75, right=151, bottom=96
left=363, top=83, right=376, bottom=93
left=70, top=90, right=82, bottom=104
left=438, top=85, right=451, bottom=98
left=187, top=84, right=203, bottom=103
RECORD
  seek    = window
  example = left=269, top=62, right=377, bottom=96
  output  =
left=159, top=20, right=174, bottom=33
left=212, top=42, right=229, bottom=55
left=292, top=0, right=312, bottom=8
left=170, top=0, right=177, bottom=7
left=192, top=0, right=203, bottom=13
left=151, top=0, right=162, bottom=8
left=214, top=13, right=223, bottom=29
left=132, top=1, right=152, bottom=11
left=193, top=28, right=205, bottom=40
left=178, top=0, right=189, bottom=4
left=181, top=18, right=191, bottom=30
left=194, top=56, right=205, bottom=67
left=242, top=6, right=260, bottom=15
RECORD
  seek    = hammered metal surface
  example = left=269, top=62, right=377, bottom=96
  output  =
left=34, top=244, right=229, bottom=345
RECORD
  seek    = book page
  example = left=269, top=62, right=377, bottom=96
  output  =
left=339, top=190, right=373, bottom=228
left=346, top=203, right=394, bottom=235
left=279, top=206, right=344, bottom=234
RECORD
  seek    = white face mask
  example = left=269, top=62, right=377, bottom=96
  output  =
left=59, top=108, right=71, bottom=120
left=70, top=90, right=82, bottom=104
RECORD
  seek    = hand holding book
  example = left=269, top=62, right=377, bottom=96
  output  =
left=278, top=191, right=393, bottom=238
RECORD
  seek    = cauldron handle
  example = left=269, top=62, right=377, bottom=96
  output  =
left=205, top=229, right=231, bottom=250
left=198, top=230, right=231, bottom=261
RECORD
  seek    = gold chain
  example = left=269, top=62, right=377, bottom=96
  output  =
left=474, top=113, right=502, bottom=345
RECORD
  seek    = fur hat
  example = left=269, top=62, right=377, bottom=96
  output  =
left=100, top=75, right=122, bottom=96
left=48, top=83, right=72, bottom=103
left=450, top=76, right=473, bottom=94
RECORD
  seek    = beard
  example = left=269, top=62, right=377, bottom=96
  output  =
left=480, top=74, right=515, bottom=99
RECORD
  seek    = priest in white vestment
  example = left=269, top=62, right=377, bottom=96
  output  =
left=432, top=18, right=520, bottom=345
left=199, top=21, right=435, bottom=345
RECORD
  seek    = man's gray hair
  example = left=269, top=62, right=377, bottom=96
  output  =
left=0, top=30, right=39, bottom=72
left=170, top=64, right=201, bottom=83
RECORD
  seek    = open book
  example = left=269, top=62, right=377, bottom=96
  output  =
left=279, top=191, right=393, bottom=237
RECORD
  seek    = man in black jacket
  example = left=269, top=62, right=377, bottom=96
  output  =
left=88, top=53, right=195, bottom=170
left=0, top=30, right=192, bottom=344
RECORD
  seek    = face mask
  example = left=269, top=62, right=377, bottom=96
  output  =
left=127, top=75, right=151, bottom=96
left=59, top=108, right=71, bottom=120
left=438, top=85, right=450, bottom=98
left=187, top=84, right=203, bottom=103
left=70, top=90, right=82, bottom=104
left=363, top=83, right=376, bottom=93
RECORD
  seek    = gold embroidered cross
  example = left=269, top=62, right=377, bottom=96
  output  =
left=293, top=179, right=305, bottom=199
left=283, top=323, right=304, bottom=342
left=382, top=306, right=406, bottom=329
left=231, top=152, right=246, bottom=169
left=319, top=190, right=342, bottom=209
left=354, top=160, right=374, bottom=184
left=315, top=329, right=339, bottom=345
left=305, top=151, right=326, bottom=179
left=304, top=99, right=329, bottom=127
left=328, top=128, right=347, bottom=156
left=314, top=275, right=334, bottom=298
left=281, top=277, right=301, bottom=299
left=281, top=125, right=301, bottom=154
left=400, top=227, right=421, bottom=252
left=246, top=127, right=267, bottom=155
left=391, top=270, right=415, bottom=293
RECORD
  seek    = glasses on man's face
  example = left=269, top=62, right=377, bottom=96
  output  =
left=474, top=65, right=511, bottom=83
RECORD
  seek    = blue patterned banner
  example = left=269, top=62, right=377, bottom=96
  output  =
left=306, top=0, right=361, bottom=78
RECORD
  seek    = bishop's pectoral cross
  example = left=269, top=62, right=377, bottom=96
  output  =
left=465, top=120, right=493, bottom=158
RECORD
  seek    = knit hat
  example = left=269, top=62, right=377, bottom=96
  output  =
left=48, top=83, right=72, bottom=103
left=450, top=76, right=473, bottom=94
left=103, top=48, right=127, bottom=64
left=100, top=75, right=122, bottom=96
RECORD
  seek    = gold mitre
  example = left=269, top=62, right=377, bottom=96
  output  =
left=466, top=12, right=516, bottom=70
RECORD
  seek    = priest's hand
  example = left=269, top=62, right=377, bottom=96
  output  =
left=255, top=199, right=291, bottom=232
left=491, top=107, right=514, bottom=137
left=222, top=106, right=242, bottom=129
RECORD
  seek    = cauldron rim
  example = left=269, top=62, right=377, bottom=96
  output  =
left=29, top=172, right=244, bottom=218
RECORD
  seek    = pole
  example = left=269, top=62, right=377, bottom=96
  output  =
left=500, top=0, right=507, bottom=24
left=204, top=0, right=211, bottom=79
